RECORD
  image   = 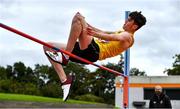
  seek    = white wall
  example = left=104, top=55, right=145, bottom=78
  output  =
left=116, top=87, right=180, bottom=108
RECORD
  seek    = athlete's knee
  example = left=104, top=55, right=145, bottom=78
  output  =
left=72, top=16, right=81, bottom=25
left=71, top=19, right=82, bottom=30
left=72, top=13, right=84, bottom=24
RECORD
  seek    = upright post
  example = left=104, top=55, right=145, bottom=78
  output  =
left=123, top=11, right=130, bottom=108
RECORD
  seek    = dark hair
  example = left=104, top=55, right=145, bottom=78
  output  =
left=129, top=11, right=146, bottom=30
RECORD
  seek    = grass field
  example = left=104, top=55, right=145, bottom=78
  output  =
left=0, top=93, right=114, bottom=108
left=0, top=93, right=97, bottom=104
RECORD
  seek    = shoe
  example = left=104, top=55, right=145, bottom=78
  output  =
left=45, top=51, right=69, bottom=65
left=61, top=75, right=74, bottom=101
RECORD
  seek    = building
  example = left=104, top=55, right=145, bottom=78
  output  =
left=115, top=76, right=180, bottom=108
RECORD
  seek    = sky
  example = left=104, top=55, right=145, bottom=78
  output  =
left=0, top=0, right=180, bottom=76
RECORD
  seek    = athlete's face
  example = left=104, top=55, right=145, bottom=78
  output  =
left=123, top=17, right=138, bottom=32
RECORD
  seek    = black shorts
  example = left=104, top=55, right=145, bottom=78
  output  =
left=69, top=39, right=99, bottom=64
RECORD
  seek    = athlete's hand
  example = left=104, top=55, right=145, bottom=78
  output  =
left=87, top=27, right=98, bottom=36
left=87, top=24, right=95, bottom=31
left=87, top=27, right=109, bottom=41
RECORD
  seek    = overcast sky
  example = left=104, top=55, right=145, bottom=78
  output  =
left=0, top=0, right=180, bottom=76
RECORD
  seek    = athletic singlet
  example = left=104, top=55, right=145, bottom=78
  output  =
left=94, top=30, right=134, bottom=60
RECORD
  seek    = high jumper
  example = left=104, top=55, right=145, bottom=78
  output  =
left=43, top=11, right=146, bottom=101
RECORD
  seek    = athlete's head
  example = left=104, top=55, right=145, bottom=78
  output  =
left=123, top=11, right=146, bottom=32
left=129, top=11, right=146, bottom=30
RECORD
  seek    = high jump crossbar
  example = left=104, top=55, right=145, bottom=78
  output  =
left=0, top=23, right=126, bottom=77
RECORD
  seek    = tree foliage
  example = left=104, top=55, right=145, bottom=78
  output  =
left=164, top=54, right=180, bottom=75
left=130, top=68, right=147, bottom=76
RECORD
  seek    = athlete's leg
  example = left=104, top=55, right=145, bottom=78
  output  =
left=43, top=42, right=67, bottom=82
left=43, top=13, right=93, bottom=82
left=43, top=13, right=94, bottom=101
left=65, top=12, right=93, bottom=55
left=43, top=42, right=74, bottom=101
left=43, top=13, right=92, bottom=82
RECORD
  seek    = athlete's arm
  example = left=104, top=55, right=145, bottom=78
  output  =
left=87, top=27, right=131, bottom=42
left=87, top=23, right=115, bottom=34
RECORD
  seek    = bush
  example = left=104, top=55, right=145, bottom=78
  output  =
left=0, top=80, right=12, bottom=93
left=0, top=80, right=40, bottom=95
left=23, top=83, right=41, bottom=95
left=74, top=94, right=104, bottom=103
left=9, top=82, right=40, bottom=95
left=41, top=82, right=62, bottom=98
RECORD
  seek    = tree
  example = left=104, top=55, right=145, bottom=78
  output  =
left=13, top=62, right=27, bottom=82
left=34, top=64, right=51, bottom=87
left=164, top=54, right=180, bottom=75
left=6, top=65, right=14, bottom=80
left=130, top=68, right=147, bottom=76
left=0, top=66, right=7, bottom=80
left=13, top=62, right=40, bottom=83
left=26, top=67, right=37, bottom=83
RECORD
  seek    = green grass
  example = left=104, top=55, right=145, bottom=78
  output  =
left=0, top=93, right=98, bottom=104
